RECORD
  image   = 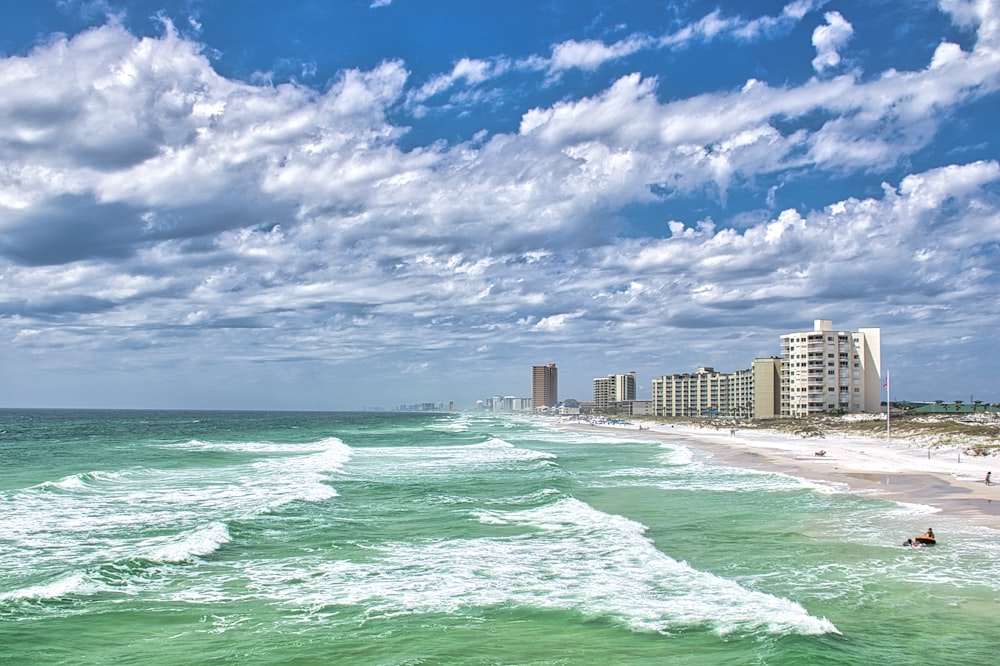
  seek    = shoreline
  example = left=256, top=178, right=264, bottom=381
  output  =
left=551, top=419, right=1000, bottom=530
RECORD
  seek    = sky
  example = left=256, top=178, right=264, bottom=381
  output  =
left=0, top=0, right=998, bottom=410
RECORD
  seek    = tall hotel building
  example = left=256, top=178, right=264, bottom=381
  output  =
left=780, top=320, right=881, bottom=417
left=593, top=372, right=637, bottom=409
left=531, top=363, right=559, bottom=409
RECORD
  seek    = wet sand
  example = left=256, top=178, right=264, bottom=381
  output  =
left=552, top=420, right=1000, bottom=530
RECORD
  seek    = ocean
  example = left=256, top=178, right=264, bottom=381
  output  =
left=1, top=409, right=997, bottom=665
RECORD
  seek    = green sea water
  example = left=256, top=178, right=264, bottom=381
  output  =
left=1, top=409, right=997, bottom=665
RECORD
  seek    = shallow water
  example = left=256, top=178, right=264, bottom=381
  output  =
left=2, top=409, right=997, bottom=664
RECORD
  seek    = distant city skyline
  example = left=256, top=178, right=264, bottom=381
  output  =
left=1, top=2, right=999, bottom=410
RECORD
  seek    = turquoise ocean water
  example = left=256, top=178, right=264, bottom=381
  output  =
left=1, top=409, right=998, bottom=665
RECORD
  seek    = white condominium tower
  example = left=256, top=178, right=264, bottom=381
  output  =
left=780, top=320, right=881, bottom=417
left=593, top=372, right=637, bottom=409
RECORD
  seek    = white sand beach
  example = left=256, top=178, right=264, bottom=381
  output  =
left=553, top=419, right=1000, bottom=529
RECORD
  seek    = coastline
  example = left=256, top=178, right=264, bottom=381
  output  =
left=551, top=419, right=1000, bottom=530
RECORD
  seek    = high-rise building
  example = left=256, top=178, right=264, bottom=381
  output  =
left=531, top=363, right=558, bottom=409
left=780, top=320, right=881, bottom=417
left=593, top=372, right=636, bottom=409
left=750, top=357, right=782, bottom=419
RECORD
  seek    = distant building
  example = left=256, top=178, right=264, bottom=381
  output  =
left=647, top=319, right=881, bottom=419
left=559, top=398, right=581, bottom=415
left=651, top=367, right=730, bottom=418
left=780, top=320, right=881, bottom=417
left=610, top=400, right=653, bottom=416
left=532, top=363, right=558, bottom=409
left=498, top=396, right=531, bottom=412
left=396, top=402, right=453, bottom=412
left=912, top=401, right=999, bottom=414
left=593, top=372, right=637, bottom=409
left=650, top=360, right=781, bottom=419
left=478, top=396, right=531, bottom=413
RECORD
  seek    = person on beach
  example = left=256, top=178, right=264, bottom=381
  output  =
left=986, top=471, right=991, bottom=486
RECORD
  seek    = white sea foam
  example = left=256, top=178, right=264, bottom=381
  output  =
left=252, top=437, right=351, bottom=474
left=468, top=437, right=514, bottom=449
left=42, top=474, right=89, bottom=491
left=595, top=459, right=820, bottom=494
left=0, top=571, right=98, bottom=602
left=520, top=427, right=660, bottom=447
left=357, top=438, right=557, bottom=476
left=886, top=501, right=941, bottom=516
left=168, top=437, right=346, bottom=457
left=35, top=470, right=131, bottom=492
left=144, top=522, right=232, bottom=562
left=2, top=437, right=351, bottom=595
left=471, top=510, right=509, bottom=525
left=0, top=523, right=232, bottom=605
left=656, top=443, right=695, bottom=466
left=427, top=417, right=471, bottom=433
left=224, top=497, right=838, bottom=637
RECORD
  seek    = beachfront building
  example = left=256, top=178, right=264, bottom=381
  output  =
left=559, top=398, right=582, bottom=415
left=750, top=357, right=782, bottom=419
left=531, top=363, right=559, bottom=409
left=593, top=372, right=637, bottom=409
left=780, top=320, right=881, bottom=417
left=651, top=367, right=730, bottom=417
left=651, top=360, right=782, bottom=419
left=609, top=400, right=653, bottom=416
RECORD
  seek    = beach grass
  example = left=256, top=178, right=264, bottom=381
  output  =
left=625, top=413, right=1000, bottom=454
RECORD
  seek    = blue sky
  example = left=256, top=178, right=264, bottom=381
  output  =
left=1, top=0, right=998, bottom=410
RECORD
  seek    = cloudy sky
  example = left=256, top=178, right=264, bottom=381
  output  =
left=1, top=0, right=998, bottom=410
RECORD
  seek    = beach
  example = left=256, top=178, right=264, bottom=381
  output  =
left=554, top=418, right=1000, bottom=529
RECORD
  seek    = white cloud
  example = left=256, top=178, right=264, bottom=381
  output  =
left=2, top=2, right=1000, bottom=407
left=939, top=0, right=984, bottom=28
left=811, top=11, right=854, bottom=73
left=408, top=57, right=509, bottom=105
left=533, top=1, right=822, bottom=78
left=407, top=2, right=819, bottom=93
left=533, top=312, right=585, bottom=332
left=548, top=36, right=649, bottom=74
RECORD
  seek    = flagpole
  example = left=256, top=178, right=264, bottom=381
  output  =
left=885, top=370, right=890, bottom=442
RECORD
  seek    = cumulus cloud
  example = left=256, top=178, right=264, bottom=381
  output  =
left=1, top=1, right=999, bottom=407
left=811, top=11, right=854, bottom=73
